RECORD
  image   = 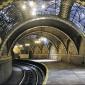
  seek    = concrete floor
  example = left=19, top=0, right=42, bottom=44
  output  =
left=42, top=62, right=85, bottom=85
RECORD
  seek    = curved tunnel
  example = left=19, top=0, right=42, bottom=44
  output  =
left=0, top=0, right=85, bottom=84
left=1, top=17, right=82, bottom=63
left=1, top=17, right=82, bottom=52
left=0, top=17, right=85, bottom=84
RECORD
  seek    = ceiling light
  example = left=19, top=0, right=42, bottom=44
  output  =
left=22, top=4, right=26, bottom=10
left=13, top=45, right=20, bottom=54
left=25, top=43, right=30, bottom=46
left=0, top=37, right=2, bottom=44
left=19, top=45, right=23, bottom=48
left=32, top=11, right=36, bottom=16
left=29, top=1, right=34, bottom=7
left=39, top=37, right=47, bottom=42
left=41, top=4, right=45, bottom=9
left=34, top=40, right=41, bottom=44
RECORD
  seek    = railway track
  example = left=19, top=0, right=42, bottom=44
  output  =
left=2, top=59, right=47, bottom=85
left=13, top=59, right=46, bottom=85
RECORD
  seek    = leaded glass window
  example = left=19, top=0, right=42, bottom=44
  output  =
left=34, top=0, right=61, bottom=15
left=0, top=4, right=22, bottom=38
left=70, top=3, right=85, bottom=33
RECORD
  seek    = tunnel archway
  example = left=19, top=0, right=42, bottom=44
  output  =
left=9, top=26, right=68, bottom=54
left=0, top=0, right=85, bottom=84
left=1, top=17, right=82, bottom=53
left=10, top=31, right=67, bottom=61
left=0, top=17, right=83, bottom=64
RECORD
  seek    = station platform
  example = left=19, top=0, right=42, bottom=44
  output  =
left=42, top=62, right=85, bottom=85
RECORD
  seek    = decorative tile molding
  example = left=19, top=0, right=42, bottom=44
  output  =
left=60, top=0, right=74, bottom=19
left=76, top=0, right=85, bottom=6
left=0, top=0, right=13, bottom=9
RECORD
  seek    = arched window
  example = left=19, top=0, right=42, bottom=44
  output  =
left=70, top=3, right=85, bottom=33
